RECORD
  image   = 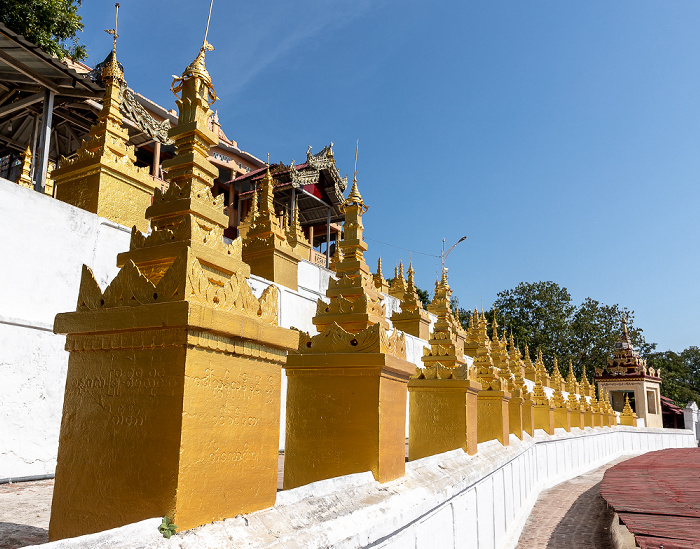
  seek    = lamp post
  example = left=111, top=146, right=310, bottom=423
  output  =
left=441, top=236, right=467, bottom=274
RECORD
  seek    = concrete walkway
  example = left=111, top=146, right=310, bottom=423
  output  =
left=515, top=456, right=632, bottom=549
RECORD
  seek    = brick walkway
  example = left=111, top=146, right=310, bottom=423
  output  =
left=516, top=456, right=632, bottom=549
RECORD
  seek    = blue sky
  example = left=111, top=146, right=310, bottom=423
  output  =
left=77, top=1, right=699, bottom=352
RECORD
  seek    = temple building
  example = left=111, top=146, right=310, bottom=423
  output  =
left=595, top=318, right=663, bottom=428
left=228, top=144, right=347, bottom=266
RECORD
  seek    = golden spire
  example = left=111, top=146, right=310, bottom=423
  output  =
left=171, top=0, right=217, bottom=105
left=102, top=4, right=124, bottom=82
left=550, top=358, right=568, bottom=409
left=15, top=146, right=33, bottom=189
left=566, top=359, right=578, bottom=394
left=342, top=140, right=367, bottom=212
left=377, top=257, right=384, bottom=278
left=104, top=3, right=120, bottom=53
left=260, top=167, right=276, bottom=218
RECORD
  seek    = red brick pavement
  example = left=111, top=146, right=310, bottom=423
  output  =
left=515, top=456, right=633, bottom=549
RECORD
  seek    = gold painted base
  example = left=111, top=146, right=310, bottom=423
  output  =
left=522, top=398, right=535, bottom=437
left=583, top=410, right=594, bottom=428
left=508, top=394, right=524, bottom=440
left=620, top=415, right=636, bottom=427
left=533, top=404, right=555, bottom=435
left=243, top=246, right=300, bottom=291
left=553, top=407, right=571, bottom=432
left=477, top=390, right=511, bottom=446
left=49, top=302, right=297, bottom=540
left=408, top=379, right=481, bottom=460
left=392, top=314, right=431, bottom=341
left=284, top=352, right=413, bottom=489
left=55, top=171, right=155, bottom=233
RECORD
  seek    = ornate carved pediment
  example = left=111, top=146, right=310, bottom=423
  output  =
left=411, top=362, right=470, bottom=381
left=119, top=84, right=173, bottom=145
left=75, top=253, right=278, bottom=325
left=298, top=322, right=405, bottom=359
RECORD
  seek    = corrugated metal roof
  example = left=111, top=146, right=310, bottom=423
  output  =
left=601, top=448, right=700, bottom=549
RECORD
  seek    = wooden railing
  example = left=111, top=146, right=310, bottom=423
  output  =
left=310, top=249, right=328, bottom=268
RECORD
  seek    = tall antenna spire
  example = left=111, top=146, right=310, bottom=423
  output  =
left=354, top=139, right=358, bottom=182
left=203, top=0, right=214, bottom=48
left=105, top=3, right=120, bottom=53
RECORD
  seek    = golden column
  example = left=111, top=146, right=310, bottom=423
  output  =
left=373, top=256, right=390, bottom=293
left=389, top=261, right=407, bottom=299
left=15, top=146, right=33, bottom=189
left=52, top=25, right=157, bottom=233
left=408, top=267, right=481, bottom=460
left=492, top=321, right=521, bottom=440
left=463, top=308, right=479, bottom=359
left=590, top=392, right=602, bottom=427
left=531, top=376, right=555, bottom=435
left=566, top=360, right=585, bottom=429
left=392, top=262, right=431, bottom=340
left=475, top=313, right=511, bottom=445
left=619, top=395, right=638, bottom=426
left=284, top=168, right=414, bottom=489
left=509, top=334, right=534, bottom=437
left=535, top=349, right=551, bottom=388
left=285, top=201, right=311, bottom=259
left=522, top=344, right=537, bottom=382
left=551, top=359, right=571, bottom=431
left=241, top=166, right=303, bottom=290
left=49, top=38, right=298, bottom=540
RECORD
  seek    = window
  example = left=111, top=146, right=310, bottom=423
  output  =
left=647, top=390, right=657, bottom=414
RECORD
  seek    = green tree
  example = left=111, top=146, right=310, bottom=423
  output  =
left=1, top=0, right=87, bottom=61
left=648, top=347, right=700, bottom=407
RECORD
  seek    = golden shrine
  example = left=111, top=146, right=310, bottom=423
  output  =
left=551, top=359, right=572, bottom=432
left=507, top=333, right=534, bottom=438
left=474, top=312, right=511, bottom=445
left=595, top=318, right=661, bottom=427
left=284, top=164, right=413, bottom=488
left=531, top=357, right=555, bottom=435
left=49, top=35, right=297, bottom=539
left=373, top=257, right=390, bottom=293
left=51, top=31, right=157, bottom=233
left=241, top=165, right=303, bottom=290
left=389, top=260, right=407, bottom=299
left=566, top=361, right=585, bottom=429
left=408, top=267, right=481, bottom=459
left=15, top=146, right=33, bottom=189
left=391, top=262, right=432, bottom=340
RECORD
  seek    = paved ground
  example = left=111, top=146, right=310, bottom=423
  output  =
left=0, top=479, right=53, bottom=549
left=515, top=456, right=632, bottom=549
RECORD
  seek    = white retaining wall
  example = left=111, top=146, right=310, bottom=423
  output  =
left=31, top=426, right=696, bottom=549
left=0, top=178, right=432, bottom=476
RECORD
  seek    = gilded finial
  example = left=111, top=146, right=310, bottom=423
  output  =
left=377, top=256, right=383, bottom=278
left=102, top=4, right=125, bottom=82
left=342, top=140, right=367, bottom=212
left=104, top=3, right=120, bottom=54
left=171, top=0, right=217, bottom=105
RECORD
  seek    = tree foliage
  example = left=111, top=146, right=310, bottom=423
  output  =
left=1, top=0, right=87, bottom=61
left=648, top=347, right=700, bottom=407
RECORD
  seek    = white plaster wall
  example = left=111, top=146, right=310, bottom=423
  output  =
left=0, top=179, right=131, bottom=479
left=0, top=177, right=437, bottom=474
left=34, top=427, right=696, bottom=549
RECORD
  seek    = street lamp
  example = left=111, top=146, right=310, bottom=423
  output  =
left=441, top=236, right=467, bottom=274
